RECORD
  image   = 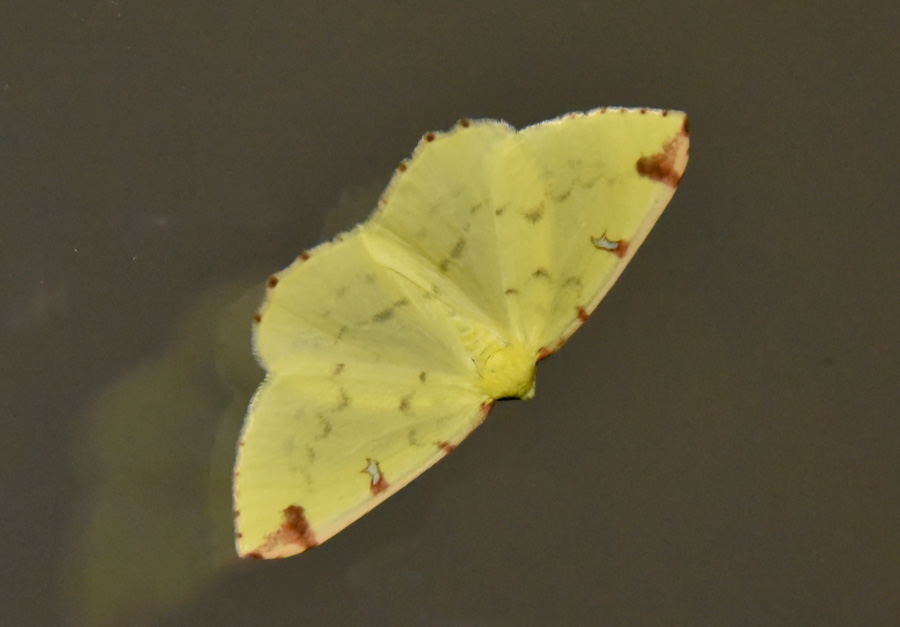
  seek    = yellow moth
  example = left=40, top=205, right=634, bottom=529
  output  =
left=234, top=106, right=690, bottom=558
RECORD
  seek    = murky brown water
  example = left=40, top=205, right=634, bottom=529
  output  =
left=3, top=2, right=899, bottom=625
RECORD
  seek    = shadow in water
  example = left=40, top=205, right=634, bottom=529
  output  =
left=62, top=279, right=264, bottom=626
left=60, top=181, right=385, bottom=626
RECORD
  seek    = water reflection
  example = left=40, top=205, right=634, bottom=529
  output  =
left=62, top=182, right=383, bottom=626
left=63, top=280, right=264, bottom=625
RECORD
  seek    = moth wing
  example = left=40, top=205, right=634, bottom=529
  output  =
left=237, top=229, right=489, bottom=558
left=490, top=107, right=690, bottom=354
left=235, top=367, right=489, bottom=558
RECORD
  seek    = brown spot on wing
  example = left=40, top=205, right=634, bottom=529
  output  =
left=636, top=151, right=679, bottom=186
left=372, top=477, right=388, bottom=495
left=363, top=458, right=389, bottom=495
left=537, top=340, right=564, bottom=361
left=591, top=233, right=629, bottom=259
left=636, top=123, right=689, bottom=188
left=438, top=441, right=457, bottom=454
left=244, top=505, right=318, bottom=558
left=577, top=306, right=589, bottom=323
left=282, top=505, right=317, bottom=549
left=267, top=275, right=279, bottom=288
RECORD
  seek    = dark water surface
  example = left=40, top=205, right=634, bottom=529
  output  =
left=3, top=2, right=898, bottom=625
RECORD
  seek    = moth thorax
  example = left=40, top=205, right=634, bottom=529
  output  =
left=479, top=342, right=536, bottom=400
